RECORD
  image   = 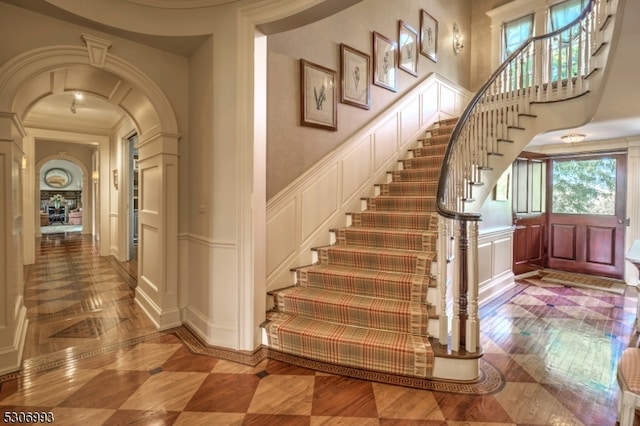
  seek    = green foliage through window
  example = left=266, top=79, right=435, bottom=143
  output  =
left=551, top=158, right=616, bottom=215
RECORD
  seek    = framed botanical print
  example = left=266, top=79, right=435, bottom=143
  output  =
left=372, top=31, right=397, bottom=92
left=340, top=43, right=371, bottom=110
left=420, top=9, right=438, bottom=63
left=300, top=59, right=338, bottom=131
left=399, top=20, right=419, bottom=76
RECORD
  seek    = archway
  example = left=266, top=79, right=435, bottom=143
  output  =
left=36, top=156, right=90, bottom=237
left=0, top=42, right=181, bottom=373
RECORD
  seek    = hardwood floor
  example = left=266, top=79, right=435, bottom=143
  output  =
left=0, top=232, right=636, bottom=424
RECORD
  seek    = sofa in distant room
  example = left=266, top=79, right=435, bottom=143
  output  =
left=68, top=209, right=82, bottom=225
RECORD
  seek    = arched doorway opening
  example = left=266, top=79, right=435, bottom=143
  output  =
left=38, top=158, right=87, bottom=236
left=0, top=43, right=181, bottom=373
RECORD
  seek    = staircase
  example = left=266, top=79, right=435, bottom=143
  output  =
left=263, top=0, right=622, bottom=382
left=263, top=119, right=471, bottom=380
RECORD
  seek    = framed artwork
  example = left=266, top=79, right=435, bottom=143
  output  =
left=399, top=21, right=419, bottom=76
left=494, top=171, right=510, bottom=201
left=300, top=59, right=338, bottom=131
left=44, top=167, right=72, bottom=188
left=420, top=9, right=438, bottom=63
left=340, top=43, right=371, bottom=110
left=372, top=31, right=397, bottom=92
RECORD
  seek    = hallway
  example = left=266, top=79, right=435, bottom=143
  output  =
left=0, top=234, right=636, bottom=424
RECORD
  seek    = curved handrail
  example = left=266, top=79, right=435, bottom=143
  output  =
left=436, top=0, right=598, bottom=221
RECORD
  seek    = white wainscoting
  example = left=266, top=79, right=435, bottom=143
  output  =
left=181, top=233, right=240, bottom=349
left=266, top=74, right=472, bottom=291
left=477, top=227, right=516, bottom=306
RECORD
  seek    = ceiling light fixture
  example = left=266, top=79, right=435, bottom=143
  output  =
left=70, top=98, right=77, bottom=114
left=561, top=133, right=585, bottom=143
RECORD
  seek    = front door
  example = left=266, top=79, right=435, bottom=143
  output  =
left=547, top=153, right=627, bottom=278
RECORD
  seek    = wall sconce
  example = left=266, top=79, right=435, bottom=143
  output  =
left=21, top=155, right=27, bottom=170
left=92, top=170, right=99, bottom=183
left=453, top=23, right=464, bottom=54
left=113, top=169, right=118, bottom=190
left=561, top=133, right=585, bottom=143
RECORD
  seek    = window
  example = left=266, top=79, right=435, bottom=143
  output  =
left=502, top=14, right=534, bottom=60
left=551, top=157, right=617, bottom=215
left=502, top=14, right=535, bottom=89
left=548, top=0, right=588, bottom=81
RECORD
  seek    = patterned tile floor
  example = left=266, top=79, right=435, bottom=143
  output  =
left=0, top=233, right=637, bottom=425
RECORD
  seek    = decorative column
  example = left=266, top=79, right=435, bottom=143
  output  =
left=0, top=112, right=28, bottom=374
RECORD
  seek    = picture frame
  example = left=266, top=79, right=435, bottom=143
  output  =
left=420, top=9, right=438, bottom=63
left=300, top=59, right=338, bottom=131
left=44, top=167, right=72, bottom=189
left=372, top=31, right=397, bottom=92
left=340, top=43, right=371, bottom=110
left=494, top=171, right=510, bottom=201
left=398, top=20, right=419, bottom=76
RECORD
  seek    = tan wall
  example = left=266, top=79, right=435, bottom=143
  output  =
left=267, top=0, right=473, bottom=199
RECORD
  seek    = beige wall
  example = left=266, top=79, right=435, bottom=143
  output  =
left=267, top=0, right=473, bottom=199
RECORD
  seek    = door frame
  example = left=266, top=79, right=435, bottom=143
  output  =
left=545, top=151, right=627, bottom=278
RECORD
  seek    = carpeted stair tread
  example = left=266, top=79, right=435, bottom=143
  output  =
left=364, top=196, right=437, bottom=212
left=349, top=211, right=438, bottom=231
left=264, top=312, right=434, bottom=378
left=295, top=264, right=433, bottom=302
left=377, top=181, right=438, bottom=196
left=419, top=134, right=450, bottom=146
left=402, top=155, right=445, bottom=169
left=273, top=287, right=430, bottom=335
left=391, top=168, right=441, bottom=182
left=407, top=144, right=447, bottom=158
left=316, top=244, right=435, bottom=275
left=335, top=227, right=437, bottom=252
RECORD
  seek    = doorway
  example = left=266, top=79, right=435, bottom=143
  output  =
left=547, top=153, right=627, bottom=278
left=128, top=134, right=139, bottom=262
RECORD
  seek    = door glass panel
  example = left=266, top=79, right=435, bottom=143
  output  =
left=551, top=157, right=616, bottom=215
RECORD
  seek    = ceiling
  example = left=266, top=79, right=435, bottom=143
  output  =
left=6, top=0, right=639, bottom=148
left=25, top=93, right=124, bottom=133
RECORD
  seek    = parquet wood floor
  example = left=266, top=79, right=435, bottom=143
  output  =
left=0, top=233, right=637, bottom=424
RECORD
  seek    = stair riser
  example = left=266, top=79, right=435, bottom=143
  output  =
left=317, top=247, right=434, bottom=275
left=402, top=155, right=444, bottom=168
left=365, top=197, right=436, bottom=212
left=350, top=212, right=438, bottom=231
left=274, top=292, right=428, bottom=335
left=392, top=169, right=440, bottom=182
left=336, top=229, right=436, bottom=252
left=378, top=182, right=438, bottom=196
left=296, top=268, right=430, bottom=303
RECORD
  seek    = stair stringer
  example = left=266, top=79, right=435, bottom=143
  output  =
left=464, top=91, right=598, bottom=212
left=461, top=0, right=623, bottom=211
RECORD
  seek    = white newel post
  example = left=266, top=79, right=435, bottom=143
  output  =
left=438, top=216, right=449, bottom=345
left=0, top=112, right=28, bottom=375
left=134, top=131, right=181, bottom=330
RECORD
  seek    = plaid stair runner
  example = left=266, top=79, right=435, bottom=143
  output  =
left=264, top=118, right=456, bottom=378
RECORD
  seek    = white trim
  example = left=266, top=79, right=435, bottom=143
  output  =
left=266, top=74, right=473, bottom=291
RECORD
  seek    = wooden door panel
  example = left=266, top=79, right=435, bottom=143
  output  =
left=514, top=227, right=528, bottom=263
left=586, top=225, right=616, bottom=265
left=550, top=224, right=576, bottom=260
left=528, top=224, right=544, bottom=262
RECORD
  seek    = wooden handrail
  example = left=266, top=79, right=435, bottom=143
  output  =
left=436, top=0, right=598, bottom=221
